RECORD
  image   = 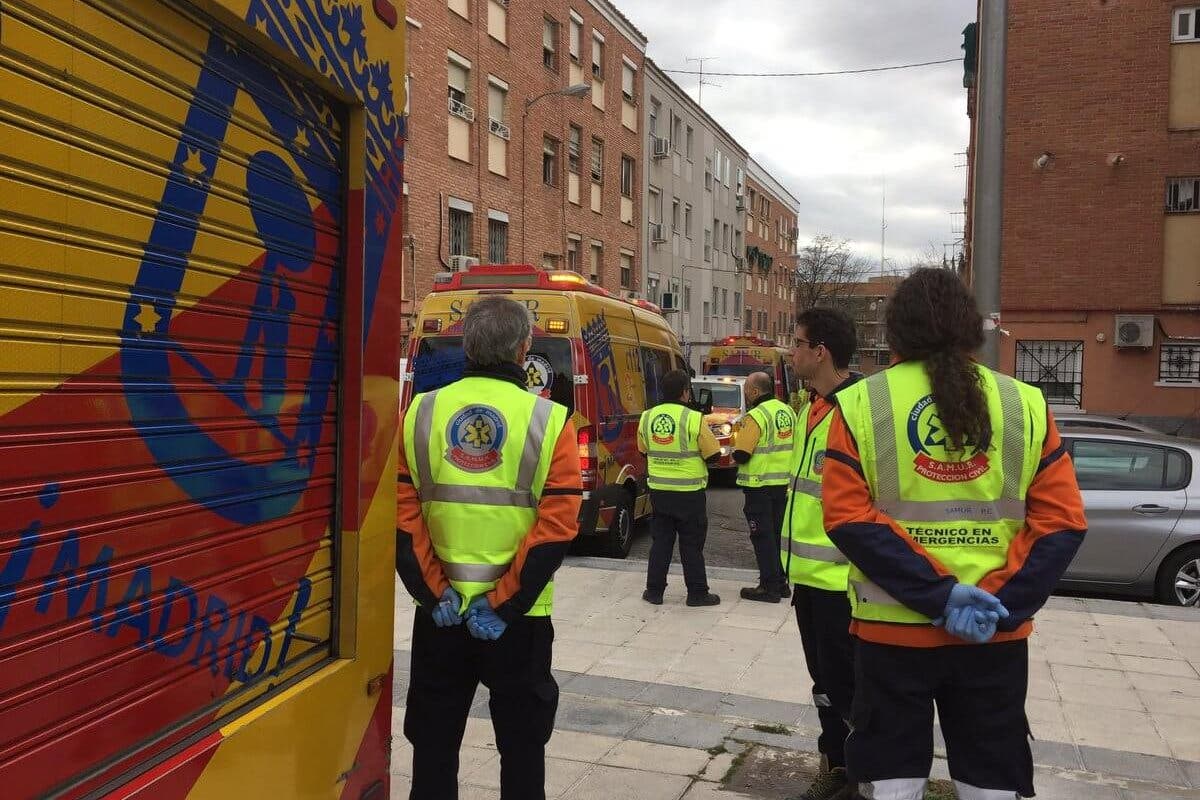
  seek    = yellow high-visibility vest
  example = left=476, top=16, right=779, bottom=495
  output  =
left=639, top=403, right=708, bottom=492
left=737, top=398, right=797, bottom=488
left=780, top=407, right=849, bottom=591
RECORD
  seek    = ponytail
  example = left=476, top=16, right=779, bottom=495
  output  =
left=925, top=350, right=991, bottom=453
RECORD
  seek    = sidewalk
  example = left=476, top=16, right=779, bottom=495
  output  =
left=390, top=558, right=1200, bottom=800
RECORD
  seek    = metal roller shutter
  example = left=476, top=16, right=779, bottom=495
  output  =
left=0, top=0, right=343, bottom=795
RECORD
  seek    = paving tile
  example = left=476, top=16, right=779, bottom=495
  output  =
left=567, top=764, right=691, bottom=800
left=1128, top=673, right=1200, bottom=698
left=1078, top=744, right=1188, bottom=785
left=600, top=739, right=713, bottom=775
left=682, top=781, right=760, bottom=799
left=638, top=683, right=726, bottom=715
left=561, top=673, right=649, bottom=703
left=552, top=641, right=618, bottom=673
left=554, top=694, right=652, bottom=738
left=699, top=751, right=737, bottom=782
left=1031, top=739, right=1083, bottom=770
left=1152, top=713, right=1200, bottom=762
left=545, top=757, right=595, bottom=798
left=1026, top=697, right=1069, bottom=725
left=1061, top=704, right=1170, bottom=757
left=729, top=725, right=819, bottom=752
left=1183, top=759, right=1200, bottom=789
left=715, top=695, right=809, bottom=726
left=1050, top=663, right=1134, bottom=689
left=1029, top=676, right=1061, bottom=701
left=1057, top=681, right=1146, bottom=711
left=1031, top=772, right=1122, bottom=799
left=1139, top=690, right=1200, bottom=719
left=630, top=712, right=736, bottom=750
left=1042, top=644, right=1123, bottom=670
left=544, top=729, right=622, bottom=763
left=1118, top=655, right=1199, bottom=679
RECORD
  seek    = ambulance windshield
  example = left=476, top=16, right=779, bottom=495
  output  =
left=412, top=336, right=575, bottom=414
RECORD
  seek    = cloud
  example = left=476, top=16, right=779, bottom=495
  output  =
left=624, top=0, right=973, bottom=265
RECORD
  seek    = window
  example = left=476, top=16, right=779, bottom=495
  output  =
left=711, top=287, right=718, bottom=315
left=542, top=136, right=560, bottom=186
left=620, top=251, right=633, bottom=289
left=591, top=34, right=605, bottom=81
left=713, top=218, right=720, bottom=253
left=543, top=17, right=559, bottom=71
left=736, top=166, right=745, bottom=195
left=622, top=62, right=636, bottom=103
left=685, top=126, right=694, bottom=160
left=733, top=291, right=741, bottom=319
left=488, top=79, right=507, bottom=126
left=568, top=125, right=582, bottom=174
left=1015, top=340, right=1084, bottom=408
left=649, top=99, right=660, bottom=136
left=1071, top=440, right=1189, bottom=491
left=647, top=272, right=661, bottom=304
left=703, top=228, right=712, bottom=262
left=1160, top=343, right=1200, bottom=383
left=704, top=157, right=713, bottom=191
left=487, top=216, right=508, bottom=263
left=447, top=57, right=469, bottom=108
left=621, top=157, right=636, bottom=198
left=671, top=199, right=680, bottom=232
left=683, top=283, right=692, bottom=312
left=487, top=0, right=507, bottom=44
left=588, top=242, right=603, bottom=282
left=449, top=206, right=472, bottom=256
left=448, top=0, right=469, bottom=20
left=569, top=13, right=582, bottom=60
left=721, top=288, right=728, bottom=316
left=591, top=137, right=604, bottom=182
left=1174, top=7, right=1200, bottom=42
left=1166, top=177, right=1200, bottom=213
left=672, top=113, right=683, bottom=152
left=542, top=253, right=559, bottom=270
left=702, top=301, right=711, bottom=334
left=722, top=223, right=730, bottom=253
left=648, top=187, right=662, bottom=222
left=641, top=347, right=672, bottom=405
left=875, top=351, right=891, bottom=366
left=684, top=204, right=693, bottom=238
left=744, top=306, right=752, bottom=330
left=567, top=235, right=581, bottom=273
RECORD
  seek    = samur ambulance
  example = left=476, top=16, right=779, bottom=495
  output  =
left=704, top=335, right=805, bottom=412
left=401, top=264, right=688, bottom=557
left=690, top=376, right=746, bottom=475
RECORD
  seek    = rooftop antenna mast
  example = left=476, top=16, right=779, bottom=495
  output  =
left=686, top=56, right=721, bottom=107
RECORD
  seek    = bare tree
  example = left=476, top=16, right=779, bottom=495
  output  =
left=793, top=234, right=872, bottom=311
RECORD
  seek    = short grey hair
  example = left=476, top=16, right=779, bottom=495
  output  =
left=462, top=297, right=533, bottom=366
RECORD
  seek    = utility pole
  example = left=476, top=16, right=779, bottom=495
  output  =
left=972, top=1, right=1007, bottom=369
left=687, top=56, right=720, bottom=107
left=880, top=176, right=887, bottom=277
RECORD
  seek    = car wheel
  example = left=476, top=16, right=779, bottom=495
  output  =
left=1155, top=546, right=1200, bottom=607
left=602, top=494, right=634, bottom=559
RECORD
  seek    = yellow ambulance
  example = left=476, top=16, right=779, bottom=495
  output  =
left=402, top=264, right=688, bottom=557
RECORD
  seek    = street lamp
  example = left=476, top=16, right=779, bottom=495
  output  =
left=520, top=83, right=591, bottom=264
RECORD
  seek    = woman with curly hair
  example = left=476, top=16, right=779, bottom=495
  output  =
left=820, top=269, right=1087, bottom=800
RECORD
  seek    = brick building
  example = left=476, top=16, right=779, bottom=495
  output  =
left=829, top=275, right=904, bottom=377
left=744, top=157, right=800, bottom=348
left=966, top=2, right=1200, bottom=435
left=402, top=0, right=647, bottom=330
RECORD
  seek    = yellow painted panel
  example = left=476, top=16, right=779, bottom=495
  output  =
left=1170, top=44, right=1200, bottom=129
left=449, top=115, right=470, bottom=162
left=1164, top=215, right=1200, bottom=303
left=488, top=133, right=507, bottom=176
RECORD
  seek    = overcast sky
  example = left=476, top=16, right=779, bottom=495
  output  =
left=624, top=0, right=973, bottom=271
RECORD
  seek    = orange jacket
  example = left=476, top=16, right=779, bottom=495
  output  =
left=396, top=375, right=582, bottom=621
left=823, top=407, right=1087, bottom=648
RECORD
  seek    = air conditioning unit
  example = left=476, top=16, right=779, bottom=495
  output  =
left=735, top=193, right=745, bottom=211
left=449, top=255, right=480, bottom=272
left=659, top=292, right=678, bottom=312
left=1115, top=315, right=1155, bottom=348
left=650, top=222, right=667, bottom=243
left=652, top=136, right=671, bottom=159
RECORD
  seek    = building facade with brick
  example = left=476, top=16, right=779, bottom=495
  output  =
left=641, top=60, right=748, bottom=371
left=829, top=275, right=904, bottom=377
left=744, top=157, right=800, bottom=349
left=966, top=2, right=1200, bottom=435
left=402, top=0, right=647, bottom=331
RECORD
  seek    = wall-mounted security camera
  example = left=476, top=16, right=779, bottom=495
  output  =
left=1107, top=153, right=1126, bottom=167
left=1034, top=152, right=1053, bottom=169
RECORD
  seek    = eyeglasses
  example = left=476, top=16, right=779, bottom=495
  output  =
left=793, top=338, right=824, bottom=350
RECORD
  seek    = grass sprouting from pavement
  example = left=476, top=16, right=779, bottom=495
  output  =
left=751, top=723, right=792, bottom=735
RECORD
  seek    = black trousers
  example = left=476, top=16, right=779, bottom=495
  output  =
left=793, top=585, right=855, bottom=769
left=646, top=489, right=709, bottom=594
left=404, top=611, right=558, bottom=800
left=744, top=485, right=788, bottom=591
left=848, top=639, right=1034, bottom=798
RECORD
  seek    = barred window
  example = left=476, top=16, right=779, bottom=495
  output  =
left=449, top=208, right=472, bottom=257
left=1166, top=177, right=1200, bottom=213
left=1160, top=343, right=1200, bottom=383
left=1016, top=340, right=1083, bottom=407
left=487, top=218, right=508, bottom=264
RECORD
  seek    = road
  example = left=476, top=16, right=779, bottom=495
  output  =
left=628, top=477, right=759, bottom=572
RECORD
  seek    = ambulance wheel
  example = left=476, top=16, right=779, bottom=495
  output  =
left=602, top=494, right=635, bottom=559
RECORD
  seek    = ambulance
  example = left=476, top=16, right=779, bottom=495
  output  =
left=704, top=335, right=804, bottom=412
left=690, top=376, right=747, bottom=474
left=401, top=264, right=688, bottom=557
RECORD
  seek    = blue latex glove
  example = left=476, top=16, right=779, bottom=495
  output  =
left=431, top=587, right=463, bottom=628
left=466, top=596, right=508, bottom=641
left=934, top=584, right=1009, bottom=643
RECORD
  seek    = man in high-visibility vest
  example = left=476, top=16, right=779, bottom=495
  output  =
left=732, top=371, right=796, bottom=602
left=823, top=269, right=1087, bottom=800
left=639, top=369, right=722, bottom=607
left=396, top=297, right=583, bottom=800
left=779, top=308, right=861, bottom=800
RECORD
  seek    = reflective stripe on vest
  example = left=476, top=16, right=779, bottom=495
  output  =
left=642, top=404, right=708, bottom=491
left=838, top=363, right=1047, bottom=626
left=737, top=398, right=796, bottom=488
left=779, top=405, right=850, bottom=591
left=405, top=377, right=567, bottom=617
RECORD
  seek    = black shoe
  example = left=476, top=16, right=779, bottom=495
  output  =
left=798, top=766, right=849, bottom=800
left=642, top=589, right=664, bottom=605
left=740, top=585, right=782, bottom=603
left=776, top=584, right=793, bottom=600
left=686, top=592, right=721, bottom=607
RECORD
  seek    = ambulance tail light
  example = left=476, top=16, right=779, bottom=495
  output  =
left=577, top=425, right=597, bottom=487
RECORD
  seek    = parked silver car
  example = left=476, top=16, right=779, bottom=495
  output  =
left=1057, top=427, right=1200, bottom=606
left=1055, top=413, right=1159, bottom=434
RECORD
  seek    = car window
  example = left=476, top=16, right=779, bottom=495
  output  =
left=1166, top=449, right=1191, bottom=490
left=640, top=347, right=672, bottom=406
left=1059, top=419, right=1137, bottom=431
left=693, top=383, right=741, bottom=409
left=1070, top=440, right=1171, bottom=490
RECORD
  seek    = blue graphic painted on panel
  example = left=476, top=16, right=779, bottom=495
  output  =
left=582, top=315, right=625, bottom=443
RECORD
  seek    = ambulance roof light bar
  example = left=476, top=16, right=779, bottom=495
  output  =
left=430, top=264, right=665, bottom=315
